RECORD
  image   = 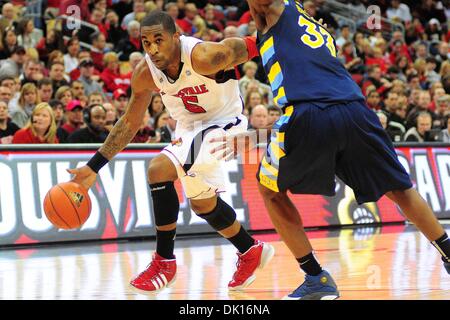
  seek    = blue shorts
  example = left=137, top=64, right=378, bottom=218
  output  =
left=257, top=100, right=412, bottom=204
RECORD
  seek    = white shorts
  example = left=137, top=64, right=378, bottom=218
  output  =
left=162, top=115, right=247, bottom=200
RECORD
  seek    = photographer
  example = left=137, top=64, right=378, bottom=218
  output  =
left=67, top=104, right=108, bottom=143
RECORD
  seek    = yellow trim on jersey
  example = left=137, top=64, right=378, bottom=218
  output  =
left=268, top=62, right=282, bottom=85
left=261, top=157, right=279, bottom=177
left=274, top=87, right=287, bottom=106
left=260, top=36, right=274, bottom=57
left=269, top=142, right=286, bottom=161
left=284, top=106, right=294, bottom=117
left=259, top=172, right=279, bottom=192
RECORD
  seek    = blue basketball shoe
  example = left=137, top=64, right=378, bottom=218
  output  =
left=283, top=270, right=339, bottom=300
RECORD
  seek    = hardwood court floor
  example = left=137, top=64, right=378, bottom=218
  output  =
left=1, top=224, right=450, bottom=300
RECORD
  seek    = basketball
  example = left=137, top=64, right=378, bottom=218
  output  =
left=43, top=182, right=91, bottom=230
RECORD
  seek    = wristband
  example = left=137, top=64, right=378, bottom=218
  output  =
left=87, top=151, right=109, bottom=173
left=244, top=36, right=259, bottom=60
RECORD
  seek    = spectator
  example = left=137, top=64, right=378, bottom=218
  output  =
left=101, top=52, right=130, bottom=92
left=366, top=90, right=382, bottom=111
left=63, top=37, right=80, bottom=74
left=0, top=85, right=12, bottom=106
left=336, top=25, right=353, bottom=49
left=362, top=65, right=392, bottom=96
left=376, top=111, right=388, bottom=129
left=67, top=104, right=108, bottom=143
left=37, top=78, right=53, bottom=103
left=0, top=3, right=16, bottom=31
left=404, top=112, right=433, bottom=142
left=244, top=89, right=263, bottom=114
left=425, top=18, right=444, bottom=43
left=49, top=99, right=65, bottom=127
left=155, top=110, right=175, bottom=142
left=0, top=26, right=19, bottom=60
left=386, top=0, right=412, bottom=23
left=223, top=25, right=238, bottom=39
left=57, top=99, right=84, bottom=143
left=105, top=9, right=127, bottom=48
left=132, top=110, right=158, bottom=143
left=70, top=80, right=86, bottom=100
left=10, top=82, right=40, bottom=128
left=103, top=102, right=117, bottom=131
left=267, top=105, right=282, bottom=127
left=434, top=94, right=450, bottom=128
left=239, top=61, right=272, bottom=101
left=90, top=32, right=107, bottom=72
left=121, top=0, right=145, bottom=30
left=12, top=102, right=58, bottom=144
left=88, top=92, right=104, bottom=106
left=0, top=100, right=19, bottom=144
left=430, top=86, right=446, bottom=112
left=19, top=58, right=42, bottom=86
left=425, top=57, right=441, bottom=85
left=78, top=58, right=104, bottom=97
left=16, top=18, right=42, bottom=50
left=35, top=29, right=65, bottom=64
left=54, top=86, right=73, bottom=107
left=435, top=42, right=449, bottom=70
left=116, top=20, right=142, bottom=62
left=439, top=116, right=450, bottom=142
left=406, top=90, right=434, bottom=129
left=0, top=46, right=26, bottom=79
left=177, top=3, right=199, bottom=35
left=49, top=61, right=69, bottom=93
left=249, top=104, right=268, bottom=130
left=113, top=88, right=129, bottom=118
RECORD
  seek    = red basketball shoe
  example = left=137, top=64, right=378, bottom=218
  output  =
left=130, top=253, right=177, bottom=292
left=228, top=241, right=275, bottom=290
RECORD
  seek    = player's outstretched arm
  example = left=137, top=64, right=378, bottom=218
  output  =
left=68, top=60, right=155, bottom=190
left=191, top=37, right=258, bottom=76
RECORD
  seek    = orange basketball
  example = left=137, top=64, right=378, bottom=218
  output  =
left=43, top=182, right=91, bottom=230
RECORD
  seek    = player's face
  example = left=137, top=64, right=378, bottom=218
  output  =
left=141, top=25, right=180, bottom=70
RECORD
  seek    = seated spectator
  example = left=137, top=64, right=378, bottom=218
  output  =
left=155, top=110, right=175, bottom=143
left=54, top=86, right=73, bottom=108
left=147, top=92, right=163, bottom=127
left=116, top=20, right=142, bottom=62
left=101, top=52, right=131, bottom=93
left=0, top=26, right=19, bottom=60
left=0, top=85, right=12, bottom=106
left=57, top=100, right=84, bottom=143
left=113, top=89, right=129, bottom=118
left=10, top=82, right=40, bottom=128
left=88, top=91, right=104, bottom=106
left=335, top=25, right=352, bottom=50
left=35, top=29, right=65, bottom=65
left=37, top=78, right=53, bottom=103
left=0, top=46, right=26, bottom=79
left=376, top=111, right=388, bottom=129
left=16, top=18, right=42, bottom=50
left=0, top=4, right=16, bottom=32
left=105, top=9, right=127, bottom=48
left=406, top=90, right=435, bottom=129
left=103, top=102, right=117, bottom=131
left=435, top=42, right=449, bottom=70
left=63, top=37, right=80, bottom=74
left=90, top=32, right=107, bottom=72
left=249, top=104, right=268, bottom=130
left=49, top=61, right=69, bottom=93
left=362, top=65, right=392, bottom=96
left=366, top=90, right=382, bottom=111
left=267, top=105, right=282, bottom=127
left=121, top=0, right=145, bottom=30
left=67, top=104, right=108, bottom=143
left=19, top=58, right=42, bottom=86
left=49, top=99, right=64, bottom=127
left=434, top=94, right=450, bottom=129
left=132, top=110, right=158, bottom=143
left=404, top=112, right=433, bottom=142
left=386, top=0, right=412, bottom=24
left=439, top=116, right=450, bottom=142
left=244, top=89, right=263, bottom=114
left=338, top=42, right=364, bottom=75
left=70, top=80, right=85, bottom=101
left=177, top=3, right=198, bottom=35
left=12, top=102, right=58, bottom=144
left=78, top=59, right=104, bottom=97
left=0, top=100, right=19, bottom=144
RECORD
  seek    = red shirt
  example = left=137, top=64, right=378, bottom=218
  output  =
left=12, top=128, right=59, bottom=144
left=61, top=123, right=79, bottom=135
left=100, top=68, right=131, bottom=93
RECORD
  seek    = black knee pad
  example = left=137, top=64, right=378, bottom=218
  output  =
left=197, top=197, right=236, bottom=231
left=150, top=181, right=179, bottom=226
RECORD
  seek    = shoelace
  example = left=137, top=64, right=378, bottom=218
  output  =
left=233, top=252, right=256, bottom=281
left=138, top=259, right=165, bottom=281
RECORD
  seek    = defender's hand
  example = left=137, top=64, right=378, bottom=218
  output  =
left=209, top=130, right=258, bottom=161
left=67, top=166, right=98, bottom=190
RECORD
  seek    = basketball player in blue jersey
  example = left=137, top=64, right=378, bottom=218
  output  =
left=212, top=0, right=450, bottom=299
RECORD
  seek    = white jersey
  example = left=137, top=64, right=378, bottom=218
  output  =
left=145, top=35, right=243, bottom=128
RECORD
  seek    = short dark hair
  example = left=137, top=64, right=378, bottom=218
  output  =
left=141, top=10, right=176, bottom=34
left=37, top=77, right=52, bottom=88
left=268, top=105, right=282, bottom=114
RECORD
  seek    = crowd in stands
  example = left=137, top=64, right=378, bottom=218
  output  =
left=0, top=0, right=449, bottom=145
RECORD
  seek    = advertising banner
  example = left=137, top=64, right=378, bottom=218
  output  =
left=0, top=144, right=448, bottom=246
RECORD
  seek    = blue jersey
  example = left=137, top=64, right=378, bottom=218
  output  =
left=257, top=0, right=365, bottom=108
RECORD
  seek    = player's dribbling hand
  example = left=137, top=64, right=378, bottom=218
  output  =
left=66, top=166, right=97, bottom=191
left=209, top=131, right=258, bottom=161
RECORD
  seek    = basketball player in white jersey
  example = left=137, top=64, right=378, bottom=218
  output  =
left=68, top=11, right=274, bottom=292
